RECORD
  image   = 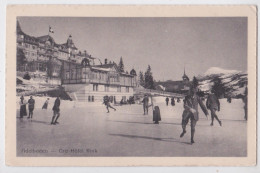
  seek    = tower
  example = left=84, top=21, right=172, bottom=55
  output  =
left=182, top=67, right=189, bottom=82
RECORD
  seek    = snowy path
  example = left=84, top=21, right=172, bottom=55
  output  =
left=16, top=99, right=247, bottom=157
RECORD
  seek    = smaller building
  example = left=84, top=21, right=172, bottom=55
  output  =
left=155, top=69, right=191, bottom=94
left=62, top=62, right=137, bottom=103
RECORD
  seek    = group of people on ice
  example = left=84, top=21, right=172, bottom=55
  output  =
left=165, top=97, right=179, bottom=106
left=19, top=95, right=61, bottom=125
left=140, top=84, right=224, bottom=144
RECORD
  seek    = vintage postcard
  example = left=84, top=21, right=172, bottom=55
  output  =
left=5, top=5, right=257, bottom=166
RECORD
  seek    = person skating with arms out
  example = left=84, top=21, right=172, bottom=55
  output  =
left=180, top=86, right=209, bottom=144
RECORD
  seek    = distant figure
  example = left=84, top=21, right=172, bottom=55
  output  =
left=243, top=87, right=248, bottom=121
left=19, top=95, right=27, bottom=118
left=51, top=96, right=61, bottom=125
left=27, top=96, right=35, bottom=120
left=142, top=95, right=149, bottom=115
left=103, top=95, right=116, bottom=113
left=206, top=91, right=222, bottom=126
left=227, top=97, right=232, bottom=103
left=165, top=97, right=169, bottom=106
left=42, top=98, right=49, bottom=109
left=23, top=72, right=31, bottom=80
left=171, top=97, right=175, bottom=106
left=177, top=98, right=180, bottom=103
left=153, top=106, right=161, bottom=124
left=180, top=86, right=209, bottom=144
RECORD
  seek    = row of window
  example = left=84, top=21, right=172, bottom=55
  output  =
left=92, top=84, right=129, bottom=92
left=87, top=96, right=128, bottom=103
left=24, top=51, right=36, bottom=57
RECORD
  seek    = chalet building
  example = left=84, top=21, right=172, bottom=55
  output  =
left=62, top=63, right=137, bottom=103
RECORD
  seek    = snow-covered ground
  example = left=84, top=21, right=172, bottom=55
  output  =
left=16, top=96, right=246, bottom=157
left=17, top=96, right=245, bottom=121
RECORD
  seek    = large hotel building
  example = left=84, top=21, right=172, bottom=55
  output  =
left=16, top=21, right=137, bottom=103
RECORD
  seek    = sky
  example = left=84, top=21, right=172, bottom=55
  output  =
left=18, top=17, right=247, bottom=81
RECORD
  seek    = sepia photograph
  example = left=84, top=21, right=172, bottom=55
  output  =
left=5, top=5, right=257, bottom=166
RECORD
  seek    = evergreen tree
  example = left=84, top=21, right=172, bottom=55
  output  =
left=144, top=65, right=155, bottom=89
left=192, top=76, right=199, bottom=88
left=118, top=57, right=124, bottom=73
left=139, top=71, right=145, bottom=87
left=211, top=77, right=225, bottom=98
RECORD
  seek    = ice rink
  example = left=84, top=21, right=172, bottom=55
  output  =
left=16, top=97, right=247, bottom=157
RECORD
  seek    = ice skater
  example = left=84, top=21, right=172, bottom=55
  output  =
left=165, top=97, right=169, bottom=106
left=103, top=95, right=116, bottom=113
left=206, top=90, right=222, bottom=126
left=242, top=86, right=248, bottom=120
left=19, top=95, right=27, bottom=118
left=27, top=96, right=35, bottom=120
left=180, top=86, right=209, bottom=144
left=142, top=94, right=149, bottom=115
left=51, top=96, right=61, bottom=125
left=171, top=97, right=175, bottom=106
left=153, top=106, right=161, bottom=124
left=42, top=98, right=49, bottom=109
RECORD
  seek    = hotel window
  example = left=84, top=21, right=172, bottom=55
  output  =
left=117, top=86, right=121, bottom=92
left=32, top=46, right=35, bottom=50
left=93, top=84, right=98, bottom=91
left=105, top=85, right=109, bottom=92
left=25, top=44, right=29, bottom=48
left=126, top=87, right=129, bottom=93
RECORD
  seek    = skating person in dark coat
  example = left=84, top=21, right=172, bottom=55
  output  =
left=142, top=95, right=149, bottom=115
left=165, top=97, right=169, bottom=106
left=103, top=95, right=116, bottom=113
left=206, top=91, right=222, bottom=126
left=51, top=96, right=61, bottom=125
left=42, top=98, right=49, bottom=109
left=153, top=106, right=161, bottom=124
left=171, top=97, right=175, bottom=106
left=243, top=87, right=248, bottom=120
left=180, top=86, right=209, bottom=144
left=19, top=95, right=27, bottom=118
left=28, top=96, right=35, bottom=120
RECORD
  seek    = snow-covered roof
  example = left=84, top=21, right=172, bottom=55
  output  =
left=91, top=67, right=110, bottom=72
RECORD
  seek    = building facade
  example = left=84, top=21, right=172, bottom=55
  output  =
left=62, top=63, right=137, bottom=103
left=16, top=21, right=93, bottom=81
left=17, top=20, right=137, bottom=102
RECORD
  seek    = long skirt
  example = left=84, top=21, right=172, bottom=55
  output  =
left=153, top=110, right=161, bottom=122
left=20, top=105, right=27, bottom=118
left=42, top=102, right=48, bottom=109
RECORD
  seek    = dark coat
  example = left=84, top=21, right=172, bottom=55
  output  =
left=153, top=106, right=161, bottom=122
left=183, top=94, right=208, bottom=121
left=142, top=97, right=149, bottom=106
left=206, top=94, right=220, bottom=110
left=52, top=98, right=60, bottom=112
left=28, top=98, right=35, bottom=109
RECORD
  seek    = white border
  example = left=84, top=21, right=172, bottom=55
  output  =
left=0, top=0, right=259, bottom=173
